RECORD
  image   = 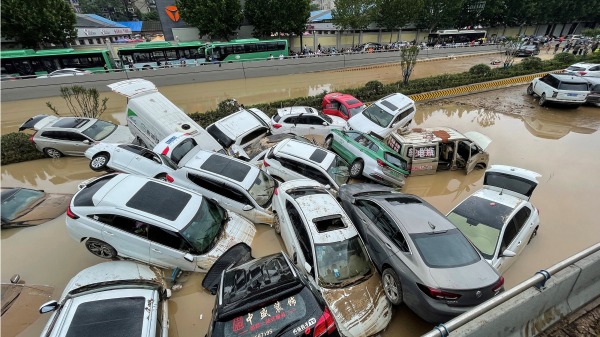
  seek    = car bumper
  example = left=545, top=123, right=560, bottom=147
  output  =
left=546, top=97, right=586, bottom=105
left=366, top=167, right=405, bottom=188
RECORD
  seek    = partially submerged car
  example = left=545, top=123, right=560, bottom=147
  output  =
left=272, top=179, right=392, bottom=337
left=347, top=93, right=416, bottom=138
left=325, top=130, right=408, bottom=187
left=338, top=183, right=504, bottom=323
left=202, top=244, right=340, bottom=337
left=385, top=127, right=491, bottom=175
left=584, top=77, right=600, bottom=107
left=447, top=165, right=541, bottom=274
left=271, top=106, right=347, bottom=140
left=1, top=187, right=72, bottom=229
left=18, top=115, right=134, bottom=158
left=322, top=92, right=366, bottom=120
left=527, top=73, right=590, bottom=106
left=39, top=261, right=170, bottom=337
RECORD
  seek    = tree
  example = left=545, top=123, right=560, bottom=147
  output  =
left=176, top=0, right=243, bottom=40
left=399, top=46, right=419, bottom=84
left=46, top=86, right=109, bottom=119
left=310, top=3, right=321, bottom=11
left=244, top=0, right=310, bottom=37
left=1, top=0, right=77, bottom=49
left=415, top=0, right=463, bottom=33
left=79, top=0, right=132, bottom=21
left=140, top=10, right=160, bottom=21
left=332, top=0, right=374, bottom=45
left=373, top=0, right=422, bottom=43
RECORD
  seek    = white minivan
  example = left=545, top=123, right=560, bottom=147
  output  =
left=108, top=79, right=223, bottom=152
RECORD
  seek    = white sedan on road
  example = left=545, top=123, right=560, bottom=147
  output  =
left=446, top=165, right=541, bottom=274
left=85, top=143, right=178, bottom=180
left=37, top=68, right=93, bottom=78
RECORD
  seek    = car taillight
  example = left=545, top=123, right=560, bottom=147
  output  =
left=376, top=158, right=387, bottom=167
left=29, top=132, right=36, bottom=144
left=492, top=276, right=505, bottom=293
left=552, top=91, right=558, bottom=98
left=578, top=71, right=587, bottom=76
left=165, top=174, right=174, bottom=182
left=273, top=123, right=282, bottom=129
left=417, top=283, right=462, bottom=300
left=263, top=159, right=270, bottom=168
left=313, top=307, right=336, bottom=337
left=161, top=146, right=169, bottom=155
left=66, top=205, right=79, bottom=219
left=274, top=187, right=278, bottom=195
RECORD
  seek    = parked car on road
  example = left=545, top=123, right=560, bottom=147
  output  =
left=271, top=106, right=347, bottom=141
left=385, top=127, right=491, bottom=175
left=447, top=165, right=541, bottom=274
left=39, top=261, right=170, bottom=337
left=325, top=130, right=408, bottom=187
left=202, top=244, right=340, bottom=337
left=338, top=183, right=505, bottom=323
left=322, top=93, right=366, bottom=120
left=515, top=45, right=540, bottom=57
left=66, top=173, right=256, bottom=272
left=206, top=108, right=271, bottom=160
left=564, top=62, right=600, bottom=77
left=347, top=93, right=416, bottom=138
left=1, top=187, right=72, bottom=229
left=584, top=77, right=600, bottom=106
left=19, top=114, right=134, bottom=158
left=262, top=138, right=350, bottom=195
left=37, top=68, right=93, bottom=78
left=166, top=150, right=277, bottom=225
left=272, top=179, right=392, bottom=337
left=85, top=143, right=178, bottom=179
left=527, top=74, right=590, bottom=106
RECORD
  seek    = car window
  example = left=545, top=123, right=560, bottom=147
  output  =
left=512, top=206, right=532, bottom=234
left=81, top=120, right=117, bottom=141
left=148, top=225, right=193, bottom=252
left=1, top=188, right=45, bottom=221
left=119, top=144, right=145, bottom=155
left=326, top=156, right=350, bottom=187
left=356, top=200, right=408, bottom=252
left=345, top=131, right=362, bottom=141
left=558, top=82, right=589, bottom=91
left=361, top=104, right=394, bottom=127
left=303, top=165, right=330, bottom=185
left=317, top=111, right=332, bottom=123
left=285, top=201, right=314, bottom=273
left=96, top=214, right=149, bottom=239
left=159, top=154, right=179, bottom=170
left=170, top=138, right=198, bottom=164
left=65, top=132, right=89, bottom=142
left=368, top=142, right=379, bottom=152
left=411, top=229, right=481, bottom=268
left=392, top=107, right=415, bottom=125
left=355, top=135, right=371, bottom=148
left=339, top=105, right=348, bottom=117
left=187, top=172, right=222, bottom=194
left=384, top=152, right=408, bottom=171
left=181, top=199, right=226, bottom=254
left=278, top=156, right=303, bottom=173
left=40, top=131, right=67, bottom=140
left=247, top=170, right=276, bottom=208
left=315, top=236, right=371, bottom=287
left=283, top=117, right=297, bottom=124
left=240, top=127, right=268, bottom=146
left=207, top=124, right=235, bottom=148
left=501, top=221, right=518, bottom=253
left=307, top=116, right=324, bottom=125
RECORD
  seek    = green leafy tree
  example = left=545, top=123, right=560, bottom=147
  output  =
left=373, top=0, right=422, bottom=43
left=46, top=86, right=109, bottom=119
left=1, top=0, right=77, bottom=49
left=244, top=0, right=310, bottom=37
left=140, top=10, right=160, bottom=21
left=310, top=3, right=321, bottom=11
left=332, top=0, right=374, bottom=45
left=400, top=46, right=419, bottom=84
left=415, top=0, right=463, bottom=33
left=176, top=0, right=243, bottom=40
left=79, top=0, right=132, bottom=21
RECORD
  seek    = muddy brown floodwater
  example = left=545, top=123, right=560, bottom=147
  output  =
left=2, top=56, right=599, bottom=337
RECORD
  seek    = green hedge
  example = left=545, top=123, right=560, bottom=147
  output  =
left=1, top=132, right=45, bottom=165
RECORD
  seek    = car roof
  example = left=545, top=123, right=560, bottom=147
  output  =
left=274, top=139, right=335, bottom=168
left=548, top=74, right=591, bottom=83
left=570, top=62, right=598, bottom=68
left=391, top=127, right=468, bottom=144
left=210, top=109, right=267, bottom=139
left=182, top=150, right=260, bottom=189
left=373, top=93, right=415, bottom=114
left=470, top=188, right=525, bottom=209
left=49, top=117, right=95, bottom=129
left=276, top=106, right=319, bottom=117
left=326, top=93, right=364, bottom=106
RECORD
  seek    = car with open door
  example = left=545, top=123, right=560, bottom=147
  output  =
left=322, top=93, right=366, bottom=120
left=446, top=165, right=541, bottom=274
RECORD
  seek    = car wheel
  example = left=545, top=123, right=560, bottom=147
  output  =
left=382, top=268, right=403, bottom=305
left=539, top=93, right=547, bottom=106
left=324, top=136, right=333, bottom=150
left=85, top=239, right=117, bottom=259
left=350, top=160, right=364, bottom=178
left=526, top=84, right=534, bottom=95
left=89, top=153, right=110, bottom=171
left=527, top=227, right=538, bottom=244
left=273, top=213, right=281, bottom=234
left=43, top=147, right=63, bottom=158
left=155, top=173, right=168, bottom=181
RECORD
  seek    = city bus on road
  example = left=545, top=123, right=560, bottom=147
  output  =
left=117, top=41, right=205, bottom=70
left=201, top=38, right=288, bottom=63
left=427, top=30, right=487, bottom=46
left=0, top=49, right=115, bottom=78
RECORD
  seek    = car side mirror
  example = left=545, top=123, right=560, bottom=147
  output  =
left=183, top=253, right=194, bottom=262
left=322, top=122, right=328, bottom=126
left=83, top=140, right=91, bottom=144
left=292, top=252, right=297, bottom=264
left=501, top=249, right=517, bottom=258
left=304, top=262, right=312, bottom=274
left=390, top=123, right=397, bottom=128
left=242, top=205, right=254, bottom=211
left=39, top=300, right=59, bottom=314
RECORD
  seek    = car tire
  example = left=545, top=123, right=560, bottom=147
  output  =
left=539, top=93, right=547, bottom=106
left=350, top=159, right=364, bottom=178
left=382, top=268, right=403, bottom=305
left=89, top=153, right=110, bottom=171
left=526, top=84, right=534, bottom=95
left=43, top=147, right=63, bottom=158
left=324, top=135, right=333, bottom=150
left=527, top=227, right=538, bottom=244
left=273, top=213, right=281, bottom=234
left=85, top=239, right=117, bottom=259
left=155, top=173, right=168, bottom=181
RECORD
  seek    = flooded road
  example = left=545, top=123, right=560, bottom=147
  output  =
left=3, top=56, right=599, bottom=337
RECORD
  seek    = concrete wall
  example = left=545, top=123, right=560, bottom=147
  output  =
left=446, top=250, right=600, bottom=337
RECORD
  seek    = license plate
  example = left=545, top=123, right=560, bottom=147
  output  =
left=385, top=168, right=400, bottom=178
left=567, top=93, right=578, bottom=97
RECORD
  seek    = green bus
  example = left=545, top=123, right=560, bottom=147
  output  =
left=201, top=38, right=289, bottom=62
left=0, top=48, right=115, bottom=78
left=117, top=41, right=205, bottom=70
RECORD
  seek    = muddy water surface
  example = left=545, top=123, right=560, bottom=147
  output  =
left=3, top=58, right=598, bottom=337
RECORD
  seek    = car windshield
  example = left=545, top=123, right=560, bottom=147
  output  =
left=181, top=198, right=227, bottom=254
left=349, top=105, right=366, bottom=116
left=1, top=189, right=45, bottom=221
left=558, top=82, right=589, bottom=91
left=207, top=124, right=234, bottom=148
left=360, top=104, right=394, bottom=127
left=247, top=170, right=276, bottom=208
left=326, top=156, right=349, bottom=186
left=384, top=152, right=409, bottom=172
left=159, top=154, right=179, bottom=170
left=81, top=120, right=117, bottom=141
left=315, top=236, right=372, bottom=288
left=411, top=229, right=481, bottom=268
left=318, top=111, right=333, bottom=123
left=170, top=138, right=197, bottom=164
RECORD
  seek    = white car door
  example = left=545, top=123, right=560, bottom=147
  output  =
left=108, top=145, right=139, bottom=172
left=148, top=225, right=198, bottom=272
left=495, top=206, right=534, bottom=274
left=129, top=149, right=169, bottom=177
left=98, top=214, right=151, bottom=264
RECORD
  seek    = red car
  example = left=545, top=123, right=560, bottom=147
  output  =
left=322, top=93, right=366, bottom=120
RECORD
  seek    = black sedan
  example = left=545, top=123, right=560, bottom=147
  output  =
left=516, top=45, right=540, bottom=57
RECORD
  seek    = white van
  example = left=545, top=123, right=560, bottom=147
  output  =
left=108, top=79, right=223, bottom=153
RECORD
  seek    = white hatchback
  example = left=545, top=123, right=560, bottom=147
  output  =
left=564, top=62, right=600, bottom=77
left=446, top=165, right=541, bottom=274
left=271, top=106, right=347, bottom=140
left=347, top=93, right=416, bottom=138
left=67, top=173, right=256, bottom=272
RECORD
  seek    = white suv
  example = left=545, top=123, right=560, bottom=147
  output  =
left=167, top=150, right=277, bottom=225
left=347, top=93, right=416, bottom=138
left=527, top=73, right=590, bottom=106
left=66, top=173, right=256, bottom=272
left=563, top=62, right=600, bottom=77
left=262, top=138, right=350, bottom=194
left=271, top=106, right=347, bottom=140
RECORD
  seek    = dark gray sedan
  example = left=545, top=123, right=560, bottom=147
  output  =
left=338, top=183, right=505, bottom=323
